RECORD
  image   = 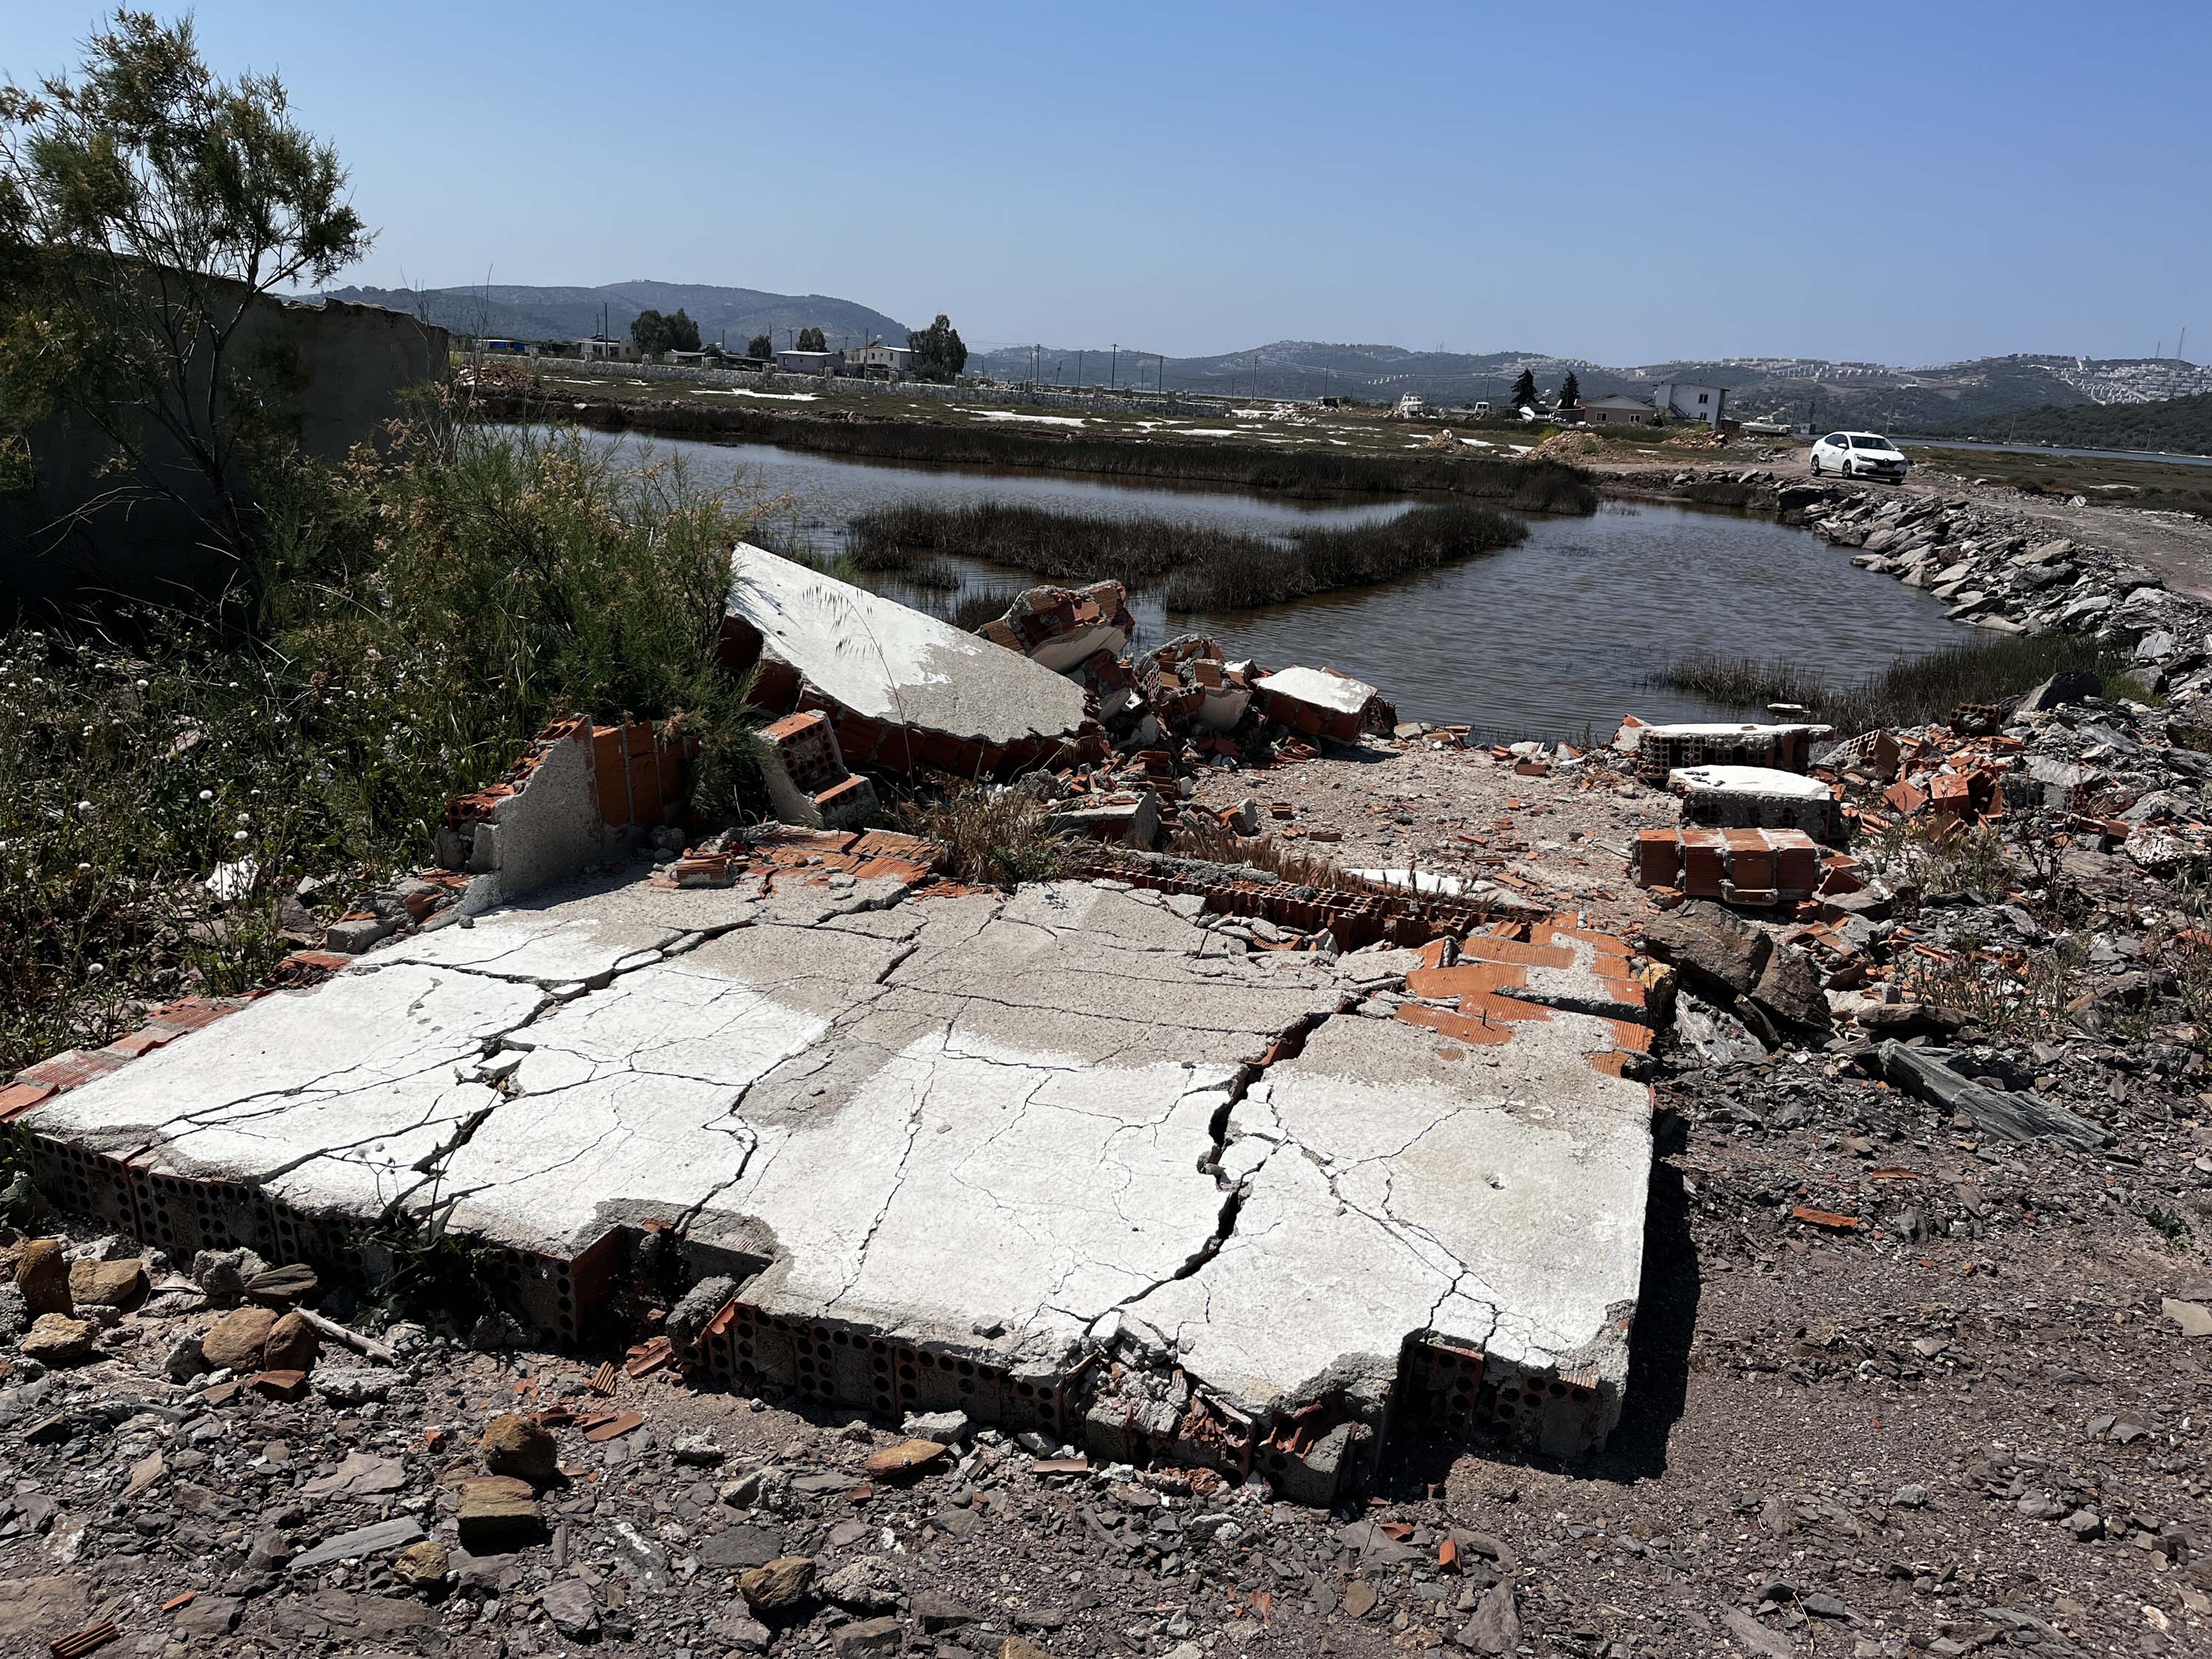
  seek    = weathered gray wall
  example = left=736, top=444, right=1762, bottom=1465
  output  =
left=1, top=290, right=448, bottom=612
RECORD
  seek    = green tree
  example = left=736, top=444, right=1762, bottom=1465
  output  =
left=0, top=11, right=372, bottom=575
left=796, top=326, right=827, bottom=352
left=1508, top=368, right=1538, bottom=408
left=629, top=307, right=670, bottom=356
left=1558, top=371, right=1581, bottom=408
left=906, top=313, right=967, bottom=383
left=745, top=332, right=772, bottom=360
left=664, top=307, right=700, bottom=353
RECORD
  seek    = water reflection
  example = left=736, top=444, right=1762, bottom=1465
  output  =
left=563, top=428, right=1970, bottom=737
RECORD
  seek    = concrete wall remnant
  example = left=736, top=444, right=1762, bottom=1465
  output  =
left=3, top=287, right=448, bottom=610
left=757, top=711, right=878, bottom=830
left=1253, top=667, right=1383, bottom=743
left=720, top=545, right=1096, bottom=775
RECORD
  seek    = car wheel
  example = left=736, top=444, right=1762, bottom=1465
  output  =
left=1810, top=455, right=1821, bottom=476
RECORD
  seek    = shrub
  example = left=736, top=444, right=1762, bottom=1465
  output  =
left=0, top=417, right=762, bottom=1074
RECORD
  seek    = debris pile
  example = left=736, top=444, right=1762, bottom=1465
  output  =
left=974, top=580, right=1135, bottom=675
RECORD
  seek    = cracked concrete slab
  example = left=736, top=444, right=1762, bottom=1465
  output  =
left=1121, top=1005, right=1649, bottom=1453
left=18, top=869, right=1653, bottom=1484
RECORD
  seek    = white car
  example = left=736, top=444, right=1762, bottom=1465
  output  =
left=1810, top=431, right=1909, bottom=481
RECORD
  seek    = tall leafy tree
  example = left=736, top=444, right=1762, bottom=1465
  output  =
left=1558, top=371, right=1581, bottom=408
left=629, top=308, right=670, bottom=355
left=906, top=313, right=967, bottom=383
left=1508, top=368, right=1538, bottom=408
left=796, top=326, right=827, bottom=352
left=664, top=307, right=699, bottom=353
left=0, top=11, right=372, bottom=569
left=745, top=332, right=771, bottom=360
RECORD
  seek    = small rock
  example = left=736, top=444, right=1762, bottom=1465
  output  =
left=1342, top=1578, right=1379, bottom=1618
left=392, top=1538, right=451, bottom=1591
left=455, top=1475, right=544, bottom=1550
left=914, top=1590, right=980, bottom=1631
left=262, top=1309, right=318, bottom=1372
left=66, top=1257, right=145, bottom=1308
left=540, top=1576, right=599, bottom=1639
left=2065, top=1508, right=2104, bottom=1541
left=288, top=1517, right=425, bottom=1572
left=190, top=1247, right=267, bottom=1309
left=835, top=1615, right=904, bottom=1658
left=200, top=1305, right=276, bottom=1372
left=1460, top=1582, right=1519, bottom=1654
left=243, top=1263, right=319, bottom=1306
left=712, top=1601, right=773, bottom=1652
left=740, top=1555, right=815, bottom=1614
left=672, top=1431, right=725, bottom=1467
left=480, top=1412, right=558, bottom=1483
left=862, top=1439, right=947, bottom=1481
left=1801, top=1591, right=1851, bottom=1619
left=1891, top=1484, right=1931, bottom=1509
left=20, top=1313, right=97, bottom=1365
left=823, top=1555, right=904, bottom=1613
left=313, top=1366, right=400, bottom=1405
left=2162, top=1297, right=2212, bottom=1338
left=163, top=1334, right=206, bottom=1382
left=15, top=1239, right=71, bottom=1316
left=902, top=1409, right=971, bottom=1444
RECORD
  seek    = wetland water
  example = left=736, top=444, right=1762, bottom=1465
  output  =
left=565, top=428, right=1971, bottom=735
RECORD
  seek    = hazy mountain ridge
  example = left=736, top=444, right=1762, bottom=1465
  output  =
left=974, top=341, right=2209, bottom=429
left=321, top=278, right=2207, bottom=430
left=323, top=280, right=911, bottom=351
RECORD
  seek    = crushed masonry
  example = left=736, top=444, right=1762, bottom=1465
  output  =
left=975, top=581, right=1135, bottom=676
left=4, top=855, right=1655, bottom=1497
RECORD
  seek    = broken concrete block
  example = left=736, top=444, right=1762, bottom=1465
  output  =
left=1669, top=764, right=1842, bottom=841
left=1045, top=790, right=1159, bottom=849
left=1252, top=666, right=1382, bottom=742
left=1630, top=720, right=1833, bottom=783
left=757, top=711, right=878, bottom=831
left=723, top=545, right=1092, bottom=775
left=975, top=582, right=1134, bottom=673
left=438, top=718, right=698, bottom=905
left=1633, top=827, right=1823, bottom=902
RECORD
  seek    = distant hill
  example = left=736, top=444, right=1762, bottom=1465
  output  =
left=970, top=342, right=2212, bottom=431
left=323, top=280, right=913, bottom=351
left=1916, top=391, right=2212, bottom=457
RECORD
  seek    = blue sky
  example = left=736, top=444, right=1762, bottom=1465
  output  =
left=5, top=2, right=2207, bottom=366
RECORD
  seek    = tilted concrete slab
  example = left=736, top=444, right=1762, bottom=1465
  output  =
left=724, top=543, right=1090, bottom=767
left=11, top=871, right=1653, bottom=1495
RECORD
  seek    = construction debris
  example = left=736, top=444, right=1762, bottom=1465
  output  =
left=721, top=544, right=1096, bottom=776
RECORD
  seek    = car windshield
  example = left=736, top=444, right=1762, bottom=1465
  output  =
left=1851, top=435, right=1896, bottom=451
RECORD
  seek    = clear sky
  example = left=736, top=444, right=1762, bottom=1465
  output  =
left=5, top=2, right=2207, bottom=366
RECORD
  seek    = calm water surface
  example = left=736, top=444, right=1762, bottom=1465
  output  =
left=566, top=429, right=1971, bottom=736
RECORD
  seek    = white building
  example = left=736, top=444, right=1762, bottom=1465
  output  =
left=776, top=348, right=844, bottom=375
left=576, top=337, right=639, bottom=363
left=846, top=341, right=915, bottom=378
left=1652, top=381, right=1728, bottom=427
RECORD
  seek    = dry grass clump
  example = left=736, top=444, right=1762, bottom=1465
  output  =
left=892, top=784, right=1068, bottom=886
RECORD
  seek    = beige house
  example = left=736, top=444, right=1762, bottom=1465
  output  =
left=1580, top=394, right=1658, bottom=426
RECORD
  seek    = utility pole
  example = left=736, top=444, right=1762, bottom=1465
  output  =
left=1110, top=343, right=1118, bottom=387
